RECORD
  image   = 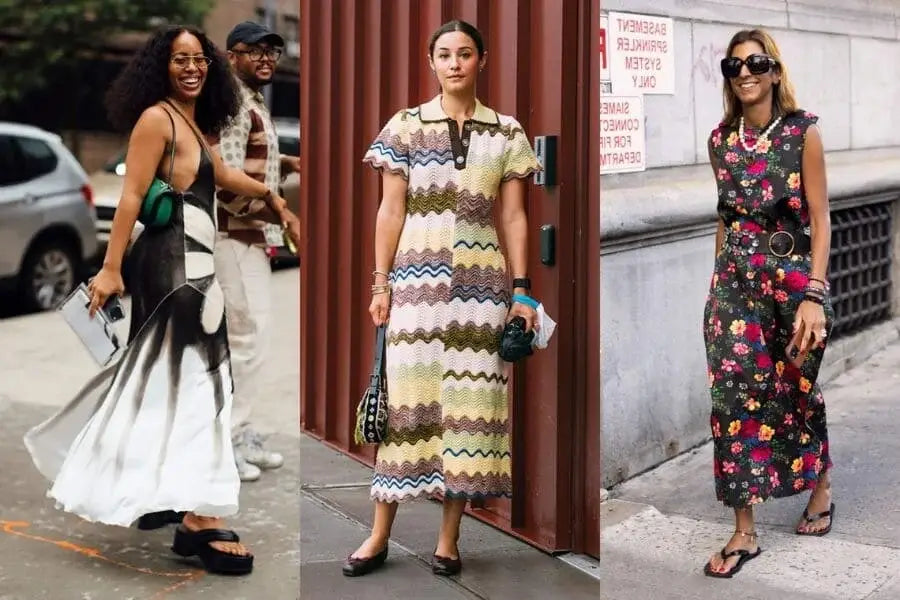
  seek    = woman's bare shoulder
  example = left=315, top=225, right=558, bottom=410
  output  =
left=133, top=104, right=173, bottom=134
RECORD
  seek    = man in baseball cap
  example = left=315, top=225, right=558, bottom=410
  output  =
left=213, top=20, right=300, bottom=483
left=226, top=20, right=285, bottom=50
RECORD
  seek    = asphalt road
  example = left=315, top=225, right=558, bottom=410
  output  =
left=0, top=268, right=301, bottom=600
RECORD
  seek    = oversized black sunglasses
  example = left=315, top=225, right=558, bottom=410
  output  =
left=720, top=54, right=778, bottom=78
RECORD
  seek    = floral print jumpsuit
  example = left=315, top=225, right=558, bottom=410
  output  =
left=703, top=110, right=835, bottom=508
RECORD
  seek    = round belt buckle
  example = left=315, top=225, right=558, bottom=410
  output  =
left=768, top=231, right=795, bottom=257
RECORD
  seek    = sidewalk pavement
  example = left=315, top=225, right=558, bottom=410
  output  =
left=0, top=269, right=600, bottom=599
left=300, top=435, right=600, bottom=600
left=0, top=269, right=300, bottom=599
left=600, top=338, right=900, bottom=599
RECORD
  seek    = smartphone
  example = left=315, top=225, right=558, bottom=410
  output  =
left=784, top=342, right=807, bottom=368
left=103, top=295, right=126, bottom=323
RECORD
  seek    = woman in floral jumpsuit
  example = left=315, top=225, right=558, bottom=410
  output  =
left=702, top=29, right=835, bottom=578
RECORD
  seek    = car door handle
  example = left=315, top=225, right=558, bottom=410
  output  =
left=22, top=193, right=37, bottom=205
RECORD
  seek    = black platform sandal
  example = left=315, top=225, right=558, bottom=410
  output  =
left=796, top=502, right=835, bottom=536
left=137, top=510, right=187, bottom=530
left=703, top=529, right=762, bottom=578
left=171, top=526, right=254, bottom=575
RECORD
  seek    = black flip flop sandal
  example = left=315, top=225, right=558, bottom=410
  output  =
left=171, top=526, right=254, bottom=575
left=796, top=502, right=835, bottom=536
left=703, top=529, right=762, bottom=579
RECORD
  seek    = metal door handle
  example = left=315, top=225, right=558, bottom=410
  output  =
left=540, top=224, right=556, bottom=266
left=22, top=193, right=37, bottom=204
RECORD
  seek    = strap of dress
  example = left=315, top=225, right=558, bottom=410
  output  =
left=157, top=107, right=177, bottom=184
left=162, top=99, right=213, bottom=161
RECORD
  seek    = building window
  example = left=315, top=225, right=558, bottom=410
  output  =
left=283, top=15, right=298, bottom=58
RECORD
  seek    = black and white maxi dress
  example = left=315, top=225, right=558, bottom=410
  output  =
left=24, top=125, right=239, bottom=526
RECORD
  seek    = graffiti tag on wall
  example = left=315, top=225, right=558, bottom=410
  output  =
left=693, top=42, right=727, bottom=89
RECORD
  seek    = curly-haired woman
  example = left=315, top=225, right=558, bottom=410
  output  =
left=23, top=26, right=297, bottom=576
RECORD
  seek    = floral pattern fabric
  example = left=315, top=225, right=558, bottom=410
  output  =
left=703, top=110, right=834, bottom=508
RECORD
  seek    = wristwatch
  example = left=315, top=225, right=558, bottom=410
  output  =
left=512, top=277, right=531, bottom=290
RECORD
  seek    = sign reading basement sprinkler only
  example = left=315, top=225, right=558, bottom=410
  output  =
left=607, top=12, right=675, bottom=95
left=599, top=95, right=645, bottom=174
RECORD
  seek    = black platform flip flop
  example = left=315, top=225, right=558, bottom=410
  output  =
left=796, top=502, right=835, bottom=537
left=171, top=526, right=254, bottom=575
left=704, top=546, right=763, bottom=578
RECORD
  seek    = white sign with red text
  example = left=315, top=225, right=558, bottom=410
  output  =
left=599, top=14, right=611, bottom=94
left=600, top=95, right=645, bottom=174
left=607, top=12, right=674, bottom=95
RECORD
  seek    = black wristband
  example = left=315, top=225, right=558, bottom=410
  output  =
left=803, top=294, right=825, bottom=305
left=512, top=277, right=531, bottom=290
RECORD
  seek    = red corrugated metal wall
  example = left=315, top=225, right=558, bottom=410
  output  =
left=300, top=0, right=599, bottom=555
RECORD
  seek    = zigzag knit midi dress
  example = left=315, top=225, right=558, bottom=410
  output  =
left=362, top=96, right=541, bottom=502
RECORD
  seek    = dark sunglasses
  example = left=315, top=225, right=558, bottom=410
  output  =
left=720, top=54, right=778, bottom=78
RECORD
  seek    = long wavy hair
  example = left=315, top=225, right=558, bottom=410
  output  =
left=722, top=29, right=798, bottom=126
left=105, top=25, right=239, bottom=135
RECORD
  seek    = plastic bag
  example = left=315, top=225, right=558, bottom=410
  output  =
left=511, top=293, right=557, bottom=350
left=533, top=302, right=557, bottom=349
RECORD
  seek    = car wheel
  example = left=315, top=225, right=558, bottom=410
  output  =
left=19, top=242, right=79, bottom=312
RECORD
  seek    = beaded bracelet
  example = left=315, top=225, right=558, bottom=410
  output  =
left=802, top=294, right=825, bottom=305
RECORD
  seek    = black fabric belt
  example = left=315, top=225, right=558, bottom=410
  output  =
left=726, top=230, right=812, bottom=257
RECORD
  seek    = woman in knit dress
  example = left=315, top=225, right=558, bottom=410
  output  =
left=342, top=20, right=541, bottom=578
left=702, top=29, right=835, bottom=578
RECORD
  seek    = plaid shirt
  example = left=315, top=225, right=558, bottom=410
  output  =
left=213, top=78, right=283, bottom=246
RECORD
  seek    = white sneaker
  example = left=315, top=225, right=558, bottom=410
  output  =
left=234, top=446, right=262, bottom=482
left=241, top=429, right=284, bottom=470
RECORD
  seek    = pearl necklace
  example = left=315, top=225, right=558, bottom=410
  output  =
left=739, top=115, right=782, bottom=152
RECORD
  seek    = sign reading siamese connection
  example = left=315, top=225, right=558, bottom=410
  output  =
left=599, top=95, right=645, bottom=174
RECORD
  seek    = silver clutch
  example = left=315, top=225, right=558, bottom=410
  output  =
left=58, top=283, right=124, bottom=366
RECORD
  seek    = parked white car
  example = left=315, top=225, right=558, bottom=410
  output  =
left=90, top=117, right=299, bottom=266
left=0, top=122, right=99, bottom=311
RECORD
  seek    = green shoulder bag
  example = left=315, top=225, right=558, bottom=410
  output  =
left=138, top=108, right=178, bottom=228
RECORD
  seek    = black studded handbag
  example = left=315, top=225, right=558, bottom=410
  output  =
left=354, top=324, right=389, bottom=445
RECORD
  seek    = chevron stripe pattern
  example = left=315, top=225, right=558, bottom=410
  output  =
left=362, top=95, right=541, bottom=503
